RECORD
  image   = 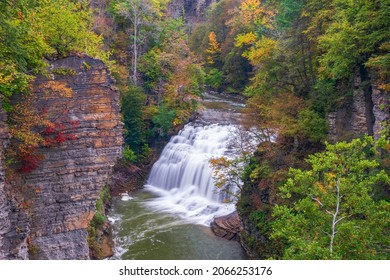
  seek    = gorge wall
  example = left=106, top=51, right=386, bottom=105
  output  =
left=328, top=68, right=389, bottom=141
left=0, top=56, right=123, bottom=259
left=168, top=0, right=218, bottom=24
left=0, top=99, right=10, bottom=259
left=238, top=69, right=390, bottom=259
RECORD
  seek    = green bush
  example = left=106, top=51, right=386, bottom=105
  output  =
left=298, top=109, right=327, bottom=143
left=205, top=68, right=223, bottom=90
left=123, top=146, right=137, bottom=163
left=51, top=67, right=77, bottom=76
left=138, top=144, right=153, bottom=164
left=151, top=105, right=176, bottom=137
left=121, top=86, right=146, bottom=150
left=91, top=211, right=106, bottom=228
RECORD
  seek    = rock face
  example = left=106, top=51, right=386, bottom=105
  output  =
left=0, top=56, right=123, bottom=259
left=168, top=0, right=218, bottom=24
left=328, top=68, right=389, bottom=141
left=210, top=211, right=243, bottom=241
left=0, top=100, right=10, bottom=259
left=371, top=77, right=390, bottom=140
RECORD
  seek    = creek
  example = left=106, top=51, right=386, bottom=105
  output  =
left=109, top=93, right=247, bottom=260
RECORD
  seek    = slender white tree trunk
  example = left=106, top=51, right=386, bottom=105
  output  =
left=132, top=13, right=138, bottom=85
left=330, top=177, right=341, bottom=256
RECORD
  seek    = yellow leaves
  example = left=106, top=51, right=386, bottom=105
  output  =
left=210, top=157, right=231, bottom=189
left=40, top=81, right=73, bottom=99
left=210, top=156, right=232, bottom=168
left=313, top=173, right=339, bottom=195
left=324, top=172, right=338, bottom=188
left=0, top=69, right=14, bottom=85
left=236, top=34, right=278, bottom=66
left=245, top=36, right=277, bottom=65
left=241, top=0, right=262, bottom=24
left=172, top=118, right=182, bottom=127
left=206, top=31, right=221, bottom=65
left=7, top=94, right=44, bottom=163
left=241, top=0, right=260, bottom=11
left=235, top=32, right=257, bottom=47
left=240, top=0, right=276, bottom=28
left=149, top=0, right=170, bottom=17
left=315, top=182, right=327, bottom=193
left=235, top=0, right=277, bottom=66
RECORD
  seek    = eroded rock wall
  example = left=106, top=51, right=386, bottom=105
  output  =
left=1, top=56, right=123, bottom=259
left=328, top=69, right=389, bottom=141
left=371, top=76, right=390, bottom=140
left=0, top=100, right=10, bottom=259
left=168, top=0, right=218, bottom=24
left=29, top=56, right=122, bottom=259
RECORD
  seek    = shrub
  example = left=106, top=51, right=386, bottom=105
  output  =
left=123, top=146, right=137, bottom=163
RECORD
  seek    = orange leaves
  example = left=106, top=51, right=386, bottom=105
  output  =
left=40, top=81, right=73, bottom=99
left=17, top=11, right=24, bottom=20
left=7, top=78, right=79, bottom=173
left=206, top=31, right=221, bottom=65
left=240, top=0, right=276, bottom=28
left=315, top=182, right=327, bottom=194
left=241, top=0, right=263, bottom=24
left=210, top=156, right=232, bottom=168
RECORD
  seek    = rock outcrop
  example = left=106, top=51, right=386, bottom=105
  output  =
left=210, top=211, right=243, bottom=241
left=328, top=68, right=389, bottom=141
left=0, top=56, right=123, bottom=259
left=0, top=100, right=10, bottom=259
left=371, top=76, right=390, bottom=140
left=168, top=0, right=218, bottom=24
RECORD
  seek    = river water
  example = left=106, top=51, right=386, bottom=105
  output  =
left=109, top=93, right=247, bottom=260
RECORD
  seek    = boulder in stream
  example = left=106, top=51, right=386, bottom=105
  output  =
left=210, top=211, right=243, bottom=241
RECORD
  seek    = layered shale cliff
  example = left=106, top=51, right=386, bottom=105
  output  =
left=0, top=100, right=10, bottom=259
left=328, top=68, right=389, bottom=141
left=0, top=56, right=123, bottom=259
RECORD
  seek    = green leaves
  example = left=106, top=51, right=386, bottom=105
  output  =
left=272, top=136, right=390, bottom=259
left=37, top=0, right=100, bottom=58
left=0, top=0, right=106, bottom=108
left=317, top=0, right=390, bottom=79
left=121, top=86, right=146, bottom=150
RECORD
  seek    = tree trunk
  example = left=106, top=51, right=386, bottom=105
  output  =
left=132, top=13, right=138, bottom=85
left=330, top=177, right=341, bottom=256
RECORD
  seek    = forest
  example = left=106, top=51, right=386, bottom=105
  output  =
left=0, top=0, right=389, bottom=260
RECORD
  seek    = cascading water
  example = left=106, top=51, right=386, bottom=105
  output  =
left=109, top=93, right=247, bottom=260
left=145, top=124, right=238, bottom=225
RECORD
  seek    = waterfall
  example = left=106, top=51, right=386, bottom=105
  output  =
left=145, top=123, right=238, bottom=226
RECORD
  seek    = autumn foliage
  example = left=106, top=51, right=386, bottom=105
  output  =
left=7, top=80, right=78, bottom=173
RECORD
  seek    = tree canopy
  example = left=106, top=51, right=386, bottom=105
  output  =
left=272, top=137, right=390, bottom=259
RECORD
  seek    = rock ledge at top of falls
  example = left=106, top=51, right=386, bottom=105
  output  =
left=210, top=211, right=243, bottom=241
